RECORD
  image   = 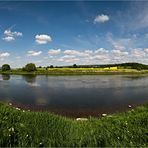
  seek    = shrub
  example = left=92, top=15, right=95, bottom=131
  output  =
left=1, top=64, right=11, bottom=71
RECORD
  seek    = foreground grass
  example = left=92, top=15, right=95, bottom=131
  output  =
left=0, top=103, right=148, bottom=147
left=1, top=68, right=148, bottom=75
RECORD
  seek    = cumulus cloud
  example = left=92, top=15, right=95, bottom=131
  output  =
left=0, top=52, right=10, bottom=57
left=94, top=14, right=109, bottom=23
left=2, top=36, right=15, bottom=42
left=35, top=34, right=52, bottom=44
left=95, top=48, right=109, bottom=54
left=48, top=49, right=61, bottom=55
left=4, top=29, right=22, bottom=37
left=3, top=29, right=22, bottom=42
left=63, top=49, right=90, bottom=57
left=27, top=50, right=42, bottom=56
left=58, top=48, right=136, bottom=65
left=112, top=49, right=128, bottom=56
left=113, top=44, right=126, bottom=51
left=131, top=48, right=145, bottom=57
left=64, top=50, right=80, bottom=55
left=57, top=55, right=79, bottom=63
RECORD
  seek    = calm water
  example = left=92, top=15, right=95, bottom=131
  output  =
left=0, top=74, right=148, bottom=117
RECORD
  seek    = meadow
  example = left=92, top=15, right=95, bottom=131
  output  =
left=0, top=103, right=147, bottom=147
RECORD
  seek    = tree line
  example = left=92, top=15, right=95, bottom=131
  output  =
left=1, top=62, right=148, bottom=72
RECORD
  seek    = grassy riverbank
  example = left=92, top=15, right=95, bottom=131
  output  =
left=0, top=103, right=148, bottom=147
left=1, top=68, right=148, bottom=75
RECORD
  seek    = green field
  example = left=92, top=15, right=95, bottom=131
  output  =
left=1, top=67, right=148, bottom=75
left=0, top=103, right=148, bottom=147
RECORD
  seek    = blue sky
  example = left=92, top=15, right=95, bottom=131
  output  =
left=0, top=1, right=148, bottom=67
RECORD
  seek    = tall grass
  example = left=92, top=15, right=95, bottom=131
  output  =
left=0, top=103, right=148, bottom=147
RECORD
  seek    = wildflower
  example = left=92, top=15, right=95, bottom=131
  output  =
left=22, top=110, right=25, bottom=112
left=102, top=113, right=107, bottom=117
left=39, top=142, right=44, bottom=147
left=125, top=121, right=128, bottom=125
left=8, top=127, right=14, bottom=132
left=16, top=107, right=21, bottom=110
left=76, top=118, right=88, bottom=121
left=9, top=103, right=12, bottom=106
left=128, top=105, right=132, bottom=108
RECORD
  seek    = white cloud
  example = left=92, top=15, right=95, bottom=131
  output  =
left=63, top=49, right=90, bottom=57
left=57, top=55, right=79, bottom=63
left=0, top=52, right=10, bottom=57
left=94, top=14, right=109, bottom=23
left=93, top=54, right=109, bottom=60
left=95, top=48, right=109, bottom=54
left=144, top=48, right=148, bottom=53
left=3, top=29, right=22, bottom=42
left=112, top=49, right=128, bottom=56
left=35, top=34, right=52, bottom=44
left=84, top=50, right=93, bottom=54
left=61, top=55, right=76, bottom=59
left=27, top=50, right=42, bottom=56
left=48, top=49, right=61, bottom=55
left=4, top=30, right=22, bottom=37
left=131, top=48, right=145, bottom=57
left=2, top=36, right=15, bottom=42
left=113, top=43, right=126, bottom=51
left=64, top=50, right=80, bottom=55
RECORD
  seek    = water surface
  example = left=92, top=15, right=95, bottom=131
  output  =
left=0, top=74, right=148, bottom=117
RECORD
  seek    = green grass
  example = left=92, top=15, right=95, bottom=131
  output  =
left=0, top=103, right=148, bottom=147
left=1, top=68, right=148, bottom=75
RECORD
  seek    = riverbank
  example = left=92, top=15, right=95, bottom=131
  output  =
left=0, top=103, right=147, bottom=147
left=1, top=68, right=148, bottom=75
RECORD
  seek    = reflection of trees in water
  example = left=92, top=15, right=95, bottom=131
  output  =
left=123, top=75, right=147, bottom=80
left=22, top=75, right=37, bottom=84
left=2, top=74, right=10, bottom=80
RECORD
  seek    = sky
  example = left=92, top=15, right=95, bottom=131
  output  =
left=0, top=1, right=148, bottom=68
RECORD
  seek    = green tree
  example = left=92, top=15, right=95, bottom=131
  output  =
left=73, top=64, right=77, bottom=68
left=50, top=65, right=54, bottom=68
left=23, top=63, right=37, bottom=72
left=2, top=64, right=11, bottom=71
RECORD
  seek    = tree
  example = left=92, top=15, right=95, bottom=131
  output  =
left=23, top=63, right=37, bottom=72
left=50, top=65, right=54, bottom=68
left=2, top=64, right=11, bottom=71
left=73, top=64, right=77, bottom=68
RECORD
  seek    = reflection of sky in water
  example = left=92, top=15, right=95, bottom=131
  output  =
left=0, top=74, right=148, bottom=116
left=25, top=82, right=40, bottom=87
left=37, top=75, right=148, bottom=89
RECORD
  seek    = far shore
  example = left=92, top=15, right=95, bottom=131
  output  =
left=1, top=68, right=148, bottom=75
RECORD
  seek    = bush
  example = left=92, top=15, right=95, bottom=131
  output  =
left=23, top=63, right=37, bottom=72
left=1, top=64, right=11, bottom=71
